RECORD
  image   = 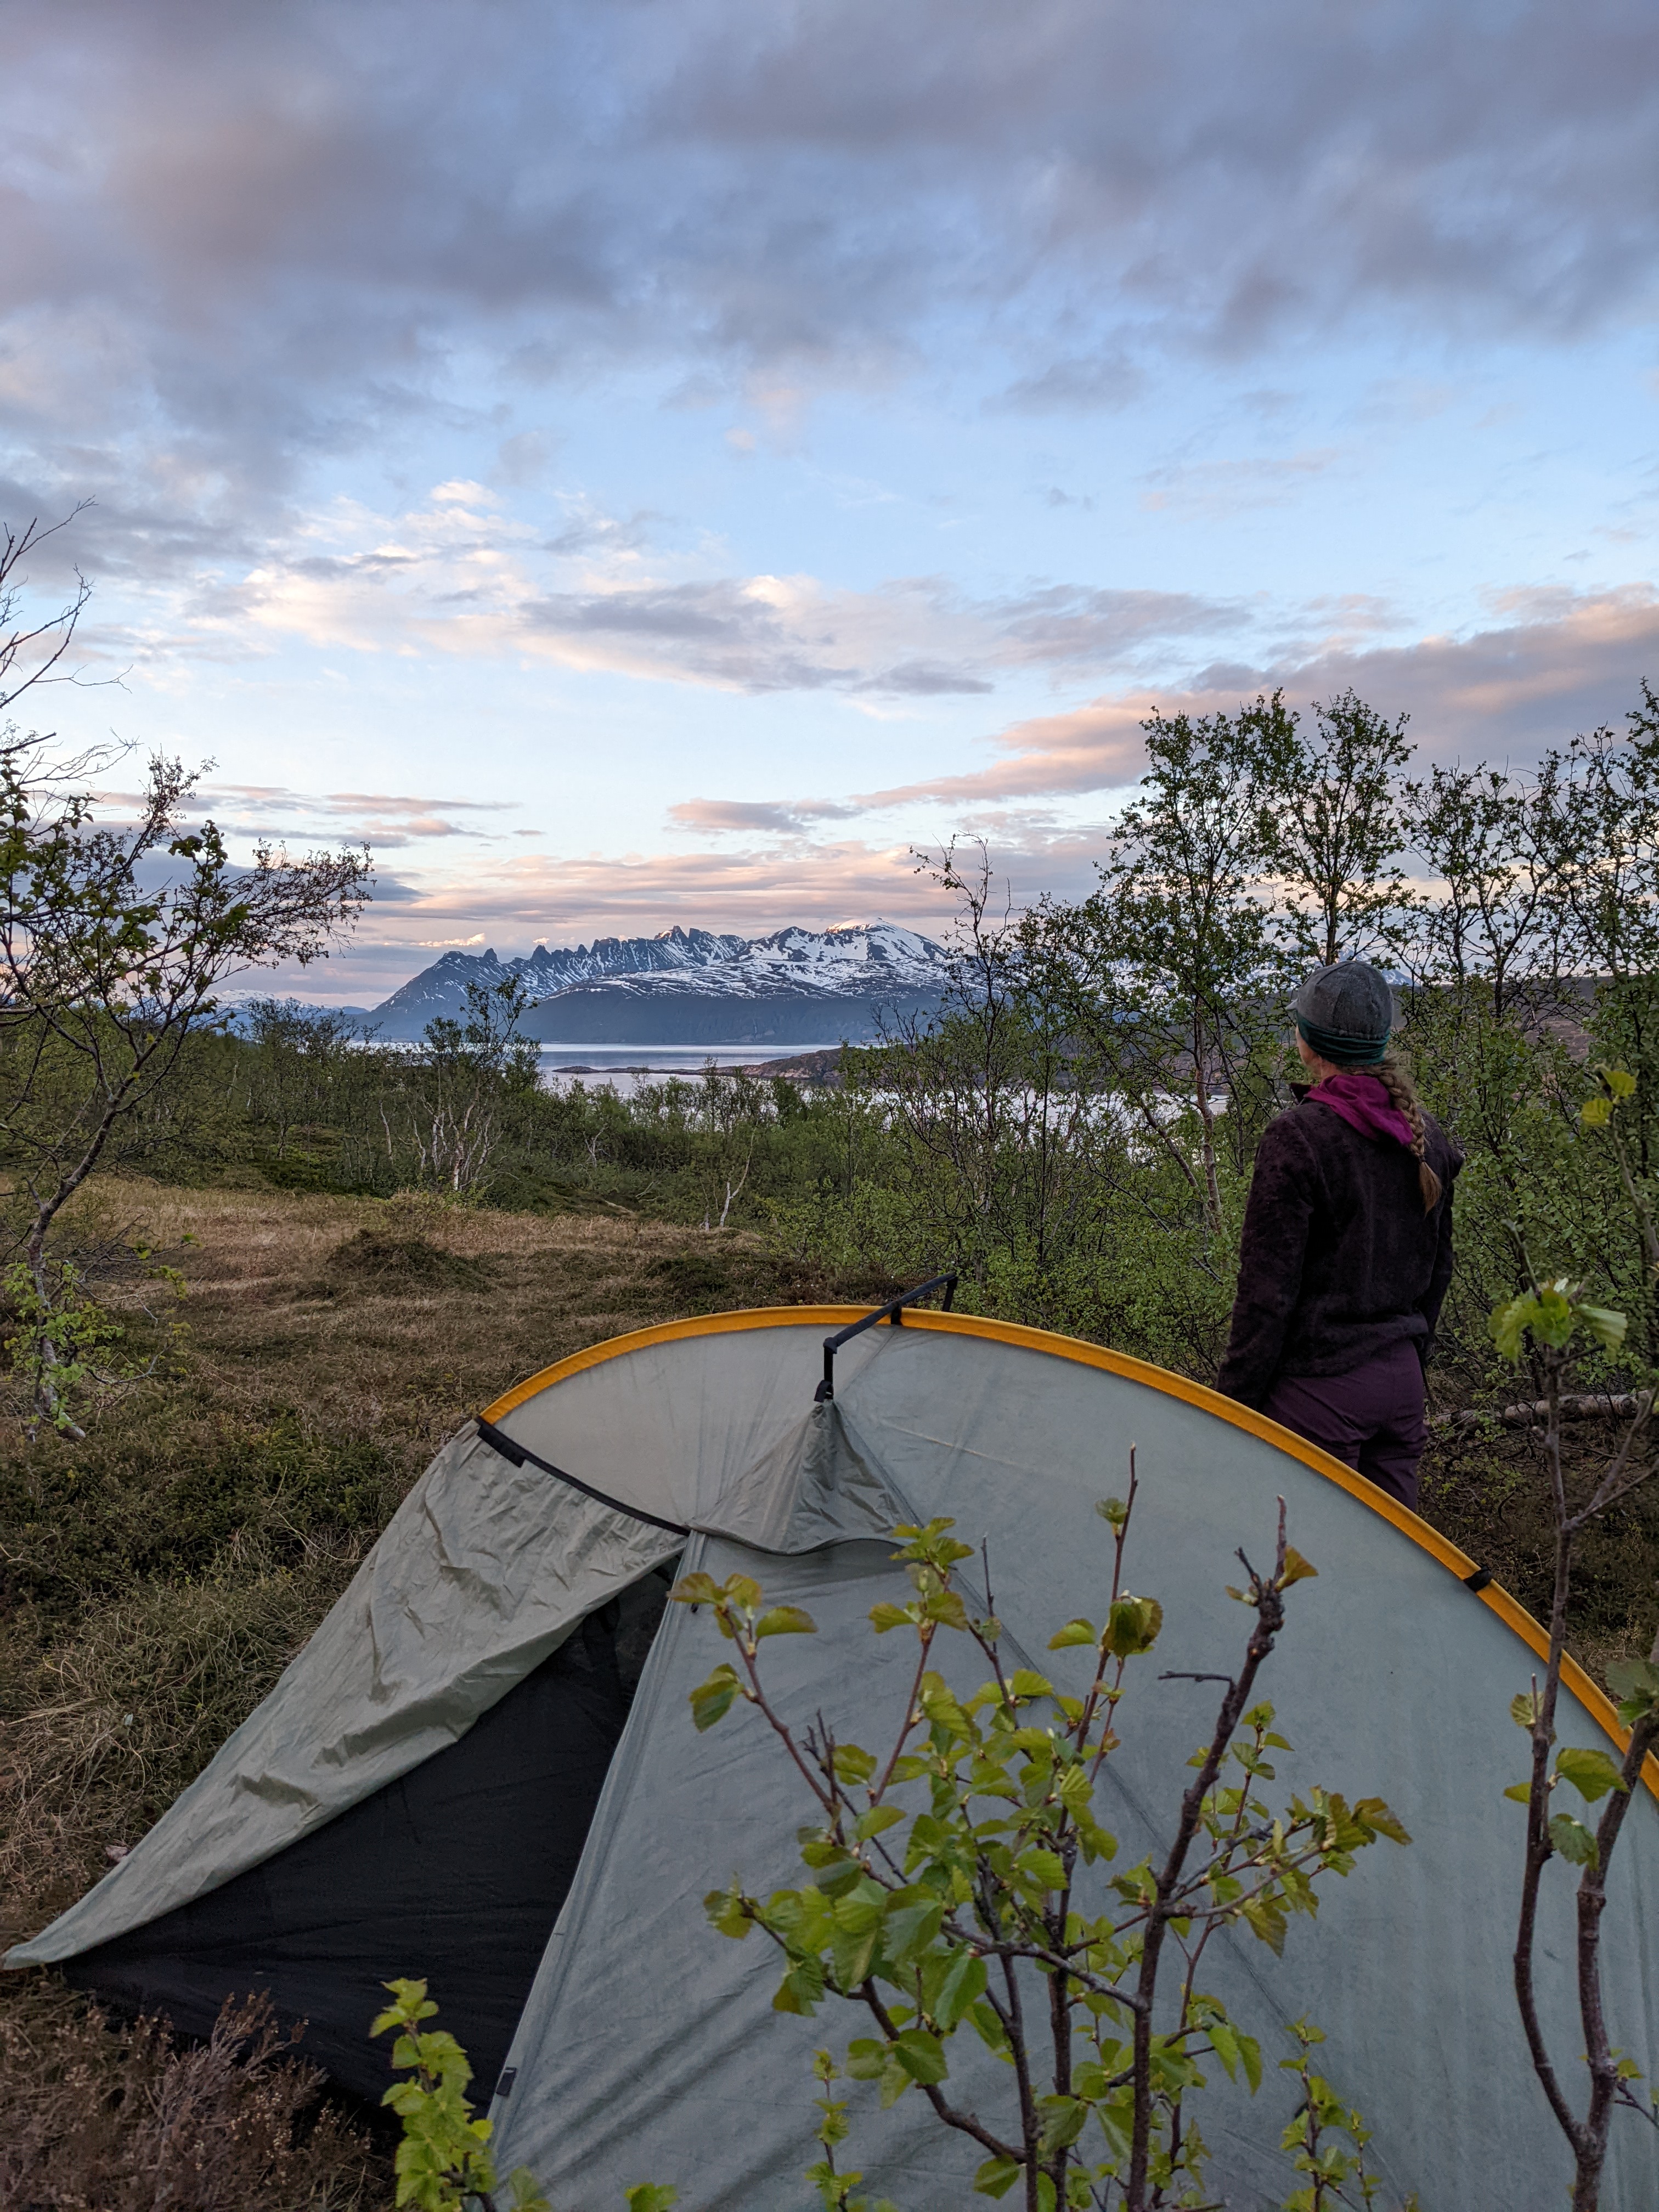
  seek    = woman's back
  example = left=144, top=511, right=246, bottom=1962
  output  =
left=1217, top=1090, right=1459, bottom=1409
left=1217, top=956, right=1463, bottom=1510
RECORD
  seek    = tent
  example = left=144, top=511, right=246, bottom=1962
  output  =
left=9, top=1297, right=1658, bottom=2207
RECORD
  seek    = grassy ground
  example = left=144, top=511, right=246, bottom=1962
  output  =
left=2, top=1176, right=1655, bottom=2205
left=0, top=1177, right=896, bottom=2209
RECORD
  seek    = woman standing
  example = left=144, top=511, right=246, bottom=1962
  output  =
left=1216, top=960, right=1461, bottom=1511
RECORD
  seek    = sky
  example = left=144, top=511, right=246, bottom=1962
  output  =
left=5, top=0, right=1659, bottom=1002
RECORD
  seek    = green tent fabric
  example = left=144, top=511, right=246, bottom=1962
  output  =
left=10, top=1307, right=1658, bottom=2207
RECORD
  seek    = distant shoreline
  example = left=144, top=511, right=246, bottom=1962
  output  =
left=535, top=1043, right=849, bottom=1090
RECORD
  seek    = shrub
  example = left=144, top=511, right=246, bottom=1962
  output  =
left=0, top=1988, right=383, bottom=2210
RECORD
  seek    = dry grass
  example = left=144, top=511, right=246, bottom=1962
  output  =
left=74, top=1178, right=820, bottom=1457
left=0, top=1987, right=382, bottom=2210
left=0, top=1176, right=890, bottom=2203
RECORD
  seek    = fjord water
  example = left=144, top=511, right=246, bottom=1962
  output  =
left=536, top=1042, right=825, bottom=1097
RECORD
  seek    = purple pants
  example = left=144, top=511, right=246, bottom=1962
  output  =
left=1260, top=1338, right=1426, bottom=1511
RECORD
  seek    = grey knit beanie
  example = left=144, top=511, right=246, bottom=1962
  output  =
left=1290, top=960, right=1393, bottom=1066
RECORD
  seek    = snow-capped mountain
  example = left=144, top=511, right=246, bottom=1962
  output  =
left=520, top=923, right=952, bottom=1044
left=369, top=922, right=951, bottom=1043
left=369, top=927, right=748, bottom=1037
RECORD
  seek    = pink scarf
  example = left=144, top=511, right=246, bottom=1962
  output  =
left=1308, top=1070, right=1414, bottom=1149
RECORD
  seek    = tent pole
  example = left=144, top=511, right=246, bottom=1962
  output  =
left=815, top=1272, right=958, bottom=1402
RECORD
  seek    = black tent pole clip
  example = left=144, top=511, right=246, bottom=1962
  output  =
left=815, top=1273, right=958, bottom=1403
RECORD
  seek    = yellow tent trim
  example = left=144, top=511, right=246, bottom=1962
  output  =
left=484, top=1305, right=1659, bottom=1799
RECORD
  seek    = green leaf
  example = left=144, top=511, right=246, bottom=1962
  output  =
left=869, top=1601, right=914, bottom=1633
left=1580, top=1096, right=1612, bottom=1128
left=755, top=1605, right=817, bottom=1638
left=774, top=1955, right=827, bottom=2014
left=877, top=2048, right=912, bottom=2110
left=854, top=1804, right=905, bottom=1842
left=918, top=1674, right=974, bottom=1739
left=1490, top=1292, right=1538, bottom=1364
left=624, top=2190, right=679, bottom=2212
left=923, top=1584, right=970, bottom=1631
left=1555, top=1747, right=1628, bottom=1804
left=882, top=1898, right=945, bottom=1965
left=689, top=1664, right=743, bottom=1731
left=1503, top=1782, right=1533, bottom=1803
left=933, top=1948, right=988, bottom=2031
left=1047, top=1620, right=1097, bottom=1650
left=815, top=1856, right=866, bottom=1900
left=1536, top=1284, right=1579, bottom=1348
left=893, top=2027, right=949, bottom=2085
left=1103, top=1594, right=1164, bottom=1657
left=1037, top=2095, right=1088, bottom=2155
left=1510, top=1689, right=1544, bottom=1730
left=1607, top=1656, right=1659, bottom=1705
left=1549, top=1812, right=1600, bottom=1868
left=371, top=1979, right=438, bottom=2038
left=1008, top=1669, right=1053, bottom=1700
left=1609, top=1656, right=1659, bottom=1726
left=845, top=2039, right=886, bottom=2081
left=703, top=1886, right=754, bottom=1939
left=1023, top=1848, right=1068, bottom=1891
left=1602, top=1065, right=1638, bottom=1099
left=974, top=2157, right=1024, bottom=2199
left=1241, top=1894, right=1288, bottom=1954
left=670, top=1572, right=722, bottom=1607
left=832, top=1743, right=878, bottom=1785
left=832, top=1889, right=885, bottom=1987
left=1579, top=1305, right=1629, bottom=1353
left=1278, top=1547, right=1318, bottom=1588
left=1351, top=1796, right=1412, bottom=1846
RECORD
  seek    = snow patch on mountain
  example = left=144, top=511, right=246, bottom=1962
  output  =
left=369, top=922, right=952, bottom=1041
left=369, top=926, right=748, bottom=1036
left=540, top=923, right=950, bottom=1003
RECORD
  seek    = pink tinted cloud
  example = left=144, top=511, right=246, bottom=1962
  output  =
left=772, top=584, right=1659, bottom=819
left=255, top=584, right=1659, bottom=1002
left=173, top=782, right=518, bottom=849
left=667, top=795, right=859, bottom=833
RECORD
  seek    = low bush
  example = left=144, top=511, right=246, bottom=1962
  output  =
left=0, top=1987, right=385, bottom=2210
left=324, top=1230, right=495, bottom=1296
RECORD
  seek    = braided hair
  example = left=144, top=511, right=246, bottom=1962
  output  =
left=1374, top=1053, right=1442, bottom=1214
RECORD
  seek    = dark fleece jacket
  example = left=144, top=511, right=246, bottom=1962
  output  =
left=1216, top=1093, right=1462, bottom=1410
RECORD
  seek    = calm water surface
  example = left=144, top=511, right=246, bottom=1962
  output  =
left=535, top=1042, right=830, bottom=1098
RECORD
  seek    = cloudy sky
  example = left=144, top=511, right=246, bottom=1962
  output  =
left=5, top=0, right=1659, bottom=998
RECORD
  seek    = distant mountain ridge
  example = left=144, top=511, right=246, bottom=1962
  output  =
left=369, top=926, right=749, bottom=1036
left=368, top=922, right=951, bottom=1043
